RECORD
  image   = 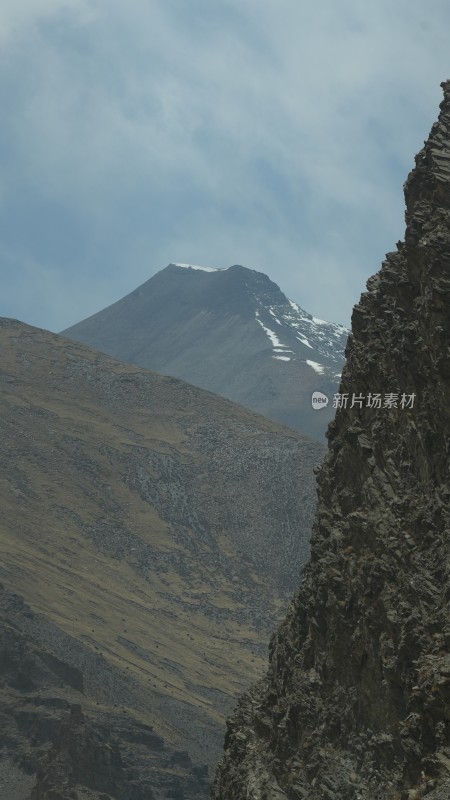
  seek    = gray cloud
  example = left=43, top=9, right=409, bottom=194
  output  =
left=0, top=0, right=449, bottom=330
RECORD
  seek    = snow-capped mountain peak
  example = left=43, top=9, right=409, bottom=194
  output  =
left=62, top=262, right=348, bottom=441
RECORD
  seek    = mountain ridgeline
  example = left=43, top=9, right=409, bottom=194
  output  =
left=62, top=263, right=348, bottom=442
left=211, top=82, right=450, bottom=800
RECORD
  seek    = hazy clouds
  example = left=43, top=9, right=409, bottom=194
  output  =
left=1, top=0, right=449, bottom=329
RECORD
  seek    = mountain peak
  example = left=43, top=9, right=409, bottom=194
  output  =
left=62, top=263, right=348, bottom=441
left=170, top=262, right=228, bottom=273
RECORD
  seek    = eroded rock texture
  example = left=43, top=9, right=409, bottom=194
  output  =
left=212, top=82, right=450, bottom=800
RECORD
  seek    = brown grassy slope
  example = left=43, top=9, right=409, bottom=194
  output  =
left=0, top=317, right=323, bottom=771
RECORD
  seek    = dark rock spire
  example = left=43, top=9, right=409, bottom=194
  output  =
left=212, top=81, right=450, bottom=800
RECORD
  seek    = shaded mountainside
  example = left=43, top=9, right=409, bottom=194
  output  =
left=212, top=82, right=450, bottom=799
left=0, top=319, right=324, bottom=798
left=0, top=584, right=210, bottom=800
left=62, top=263, right=348, bottom=442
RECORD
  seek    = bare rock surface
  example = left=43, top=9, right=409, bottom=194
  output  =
left=212, top=81, right=450, bottom=799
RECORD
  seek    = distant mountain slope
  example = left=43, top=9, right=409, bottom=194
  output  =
left=0, top=318, right=324, bottom=798
left=62, top=263, right=348, bottom=441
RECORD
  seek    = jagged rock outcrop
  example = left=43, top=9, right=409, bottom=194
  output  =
left=211, top=82, right=450, bottom=799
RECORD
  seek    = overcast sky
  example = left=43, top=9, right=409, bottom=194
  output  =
left=0, top=1, right=449, bottom=331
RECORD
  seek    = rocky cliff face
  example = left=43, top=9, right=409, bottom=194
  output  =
left=211, top=82, right=450, bottom=800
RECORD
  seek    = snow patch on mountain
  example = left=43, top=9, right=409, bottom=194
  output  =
left=255, top=312, right=285, bottom=349
left=296, top=334, right=313, bottom=349
left=173, top=262, right=227, bottom=273
left=277, top=300, right=349, bottom=363
left=253, top=291, right=348, bottom=373
left=306, top=360, right=325, bottom=374
left=269, top=309, right=282, bottom=325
